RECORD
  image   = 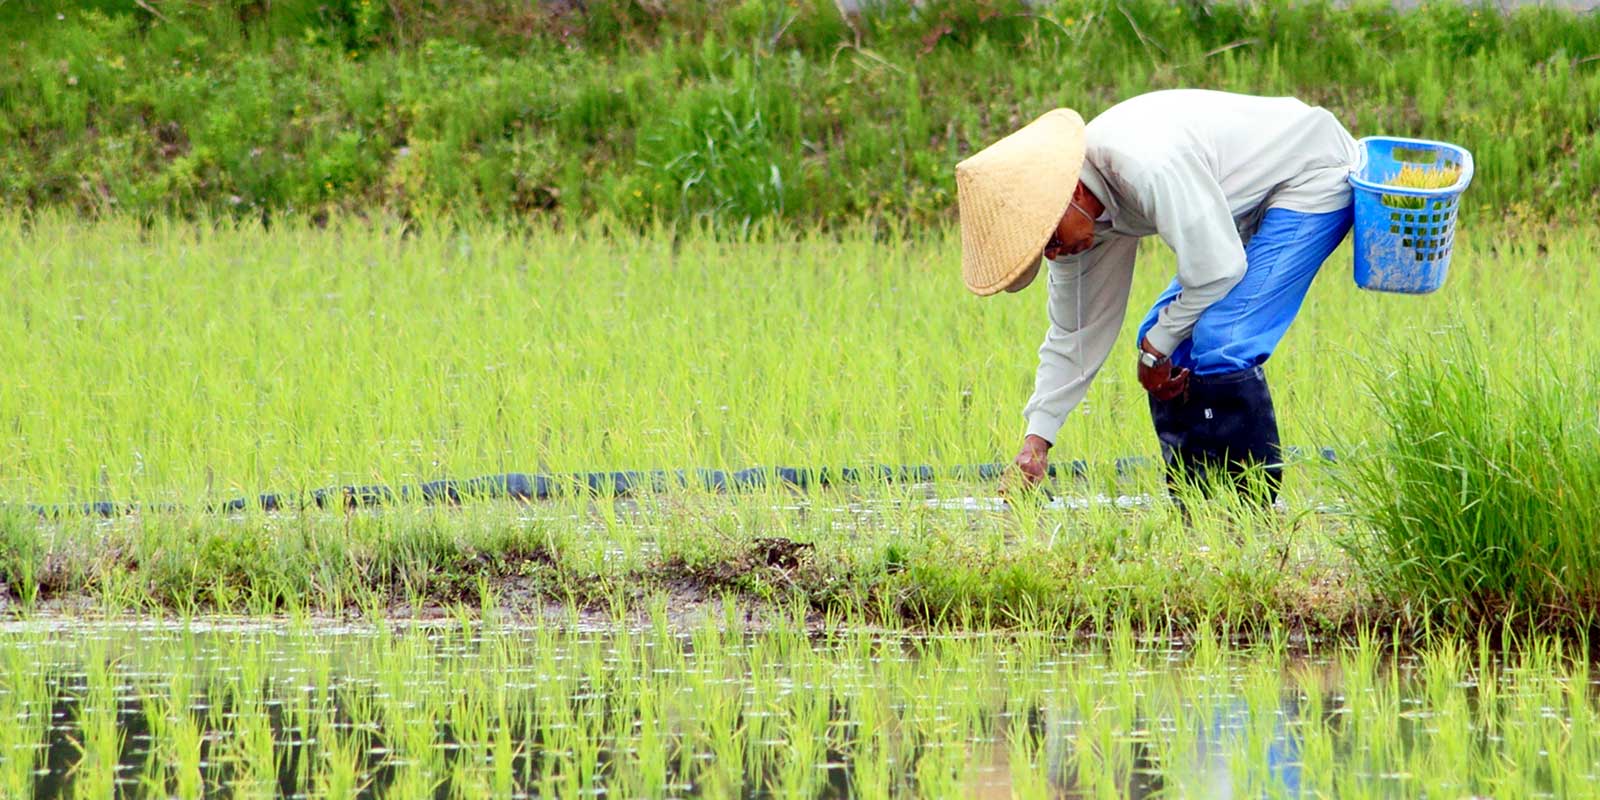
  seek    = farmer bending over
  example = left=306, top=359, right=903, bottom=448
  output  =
left=955, top=90, right=1359, bottom=502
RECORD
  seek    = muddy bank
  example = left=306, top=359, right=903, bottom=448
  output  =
left=0, top=531, right=1384, bottom=645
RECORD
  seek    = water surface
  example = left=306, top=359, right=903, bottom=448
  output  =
left=1, top=621, right=1592, bottom=798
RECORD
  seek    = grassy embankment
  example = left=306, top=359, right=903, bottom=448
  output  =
left=3, top=0, right=1599, bottom=226
left=1, top=217, right=1594, bottom=635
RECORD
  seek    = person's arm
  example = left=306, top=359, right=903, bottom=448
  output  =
left=1133, top=155, right=1248, bottom=356
left=1021, top=234, right=1139, bottom=445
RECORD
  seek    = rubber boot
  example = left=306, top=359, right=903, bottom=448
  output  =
left=1147, top=365, right=1283, bottom=508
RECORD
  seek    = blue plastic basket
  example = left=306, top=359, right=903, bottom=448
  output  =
left=1348, top=136, right=1474, bottom=294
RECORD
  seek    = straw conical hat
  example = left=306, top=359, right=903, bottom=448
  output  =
left=955, top=109, right=1087, bottom=295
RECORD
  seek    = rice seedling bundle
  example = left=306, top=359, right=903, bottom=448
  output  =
left=1382, top=163, right=1463, bottom=209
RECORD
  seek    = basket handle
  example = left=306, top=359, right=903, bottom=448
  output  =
left=1348, top=136, right=1475, bottom=196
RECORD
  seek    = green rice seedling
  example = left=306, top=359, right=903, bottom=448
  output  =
left=165, top=673, right=208, bottom=800
left=1555, top=655, right=1598, bottom=798
left=0, top=696, right=29, bottom=797
left=626, top=670, right=670, bottom=797
left=0, top=638, right=51, bottom=798
left=1290, top=661, right=1336, bottom=794
left=487, top=689, right=519, bottom=799
left=71, top=648, right=124, bottom=800
left=569, top=699, right=607, bottom=796
left=219, top=676, right=280, bottom=797
left=380, top=647, right=450, bottom=797
left=1226, top=661, right=1287, bottom=795
left=1003, top=694, right=1054, bottom=800
left=1417, top=639, right=1472, bottom=755
left=311, top=710, right=369, bottom=799
left=1129, top=665, right=1187, bottom=793
left=442, top=678, right=498, bottom=800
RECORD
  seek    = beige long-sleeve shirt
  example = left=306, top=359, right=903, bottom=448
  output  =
left=1023, top=90, right=1360, bottom=444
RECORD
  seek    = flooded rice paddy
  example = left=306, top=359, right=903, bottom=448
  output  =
left=2, top=619, right=1596, bottom=798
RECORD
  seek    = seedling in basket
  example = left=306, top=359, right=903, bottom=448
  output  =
left=1381, top=163, right=1462, bottom=209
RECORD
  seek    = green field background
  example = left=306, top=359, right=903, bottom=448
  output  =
left=3, top=216, right=1590, bottom=503
left=4, top=0, right=1599, bottom=225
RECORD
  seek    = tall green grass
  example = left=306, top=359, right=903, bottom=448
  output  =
left=1338, top=332, right=1600, bottom=628
left=3, top=0, right=1599, bottom=225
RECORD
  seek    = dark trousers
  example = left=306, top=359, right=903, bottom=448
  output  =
left=1147, top=366, right=1282, bottom=506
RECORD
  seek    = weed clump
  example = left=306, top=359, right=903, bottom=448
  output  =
left=1337, top=332, right=1600, bottom=629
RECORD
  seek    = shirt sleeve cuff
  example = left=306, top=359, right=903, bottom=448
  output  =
left=1144, top=325, right=1185, bottom=360
left=1025, top=412, right=1065, bottom=445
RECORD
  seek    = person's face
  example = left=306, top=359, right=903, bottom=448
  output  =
left=1002, top=184, right=1099, bottom=294
left=1041, top=197, right=1097, bottom=261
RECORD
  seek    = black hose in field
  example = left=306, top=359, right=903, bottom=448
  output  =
left=21, top=448, right=1337, bottom=518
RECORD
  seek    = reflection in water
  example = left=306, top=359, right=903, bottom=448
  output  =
left=1010, top=691, right=1307, bottom=798
left=0, top=623, right=1585, bottom=798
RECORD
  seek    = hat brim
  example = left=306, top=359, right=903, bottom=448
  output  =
left=1003, top=258, right=1042, bottom=293
left=955, top=109, right=1087, bottom=296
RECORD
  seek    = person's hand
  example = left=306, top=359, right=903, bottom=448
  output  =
left=1003, top=434, right=1052, bottom=495
left=1137, top=337, right=1190, bottom=402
